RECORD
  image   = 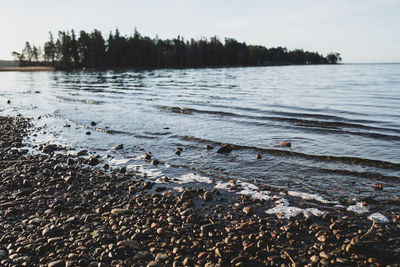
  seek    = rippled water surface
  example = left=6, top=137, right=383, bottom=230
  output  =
left=1, top=64, right=399, bottom=215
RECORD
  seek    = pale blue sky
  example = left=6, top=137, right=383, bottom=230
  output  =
left=1, top=0, right=399, bottom=63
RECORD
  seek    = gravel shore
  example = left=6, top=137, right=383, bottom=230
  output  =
left=0, top=115, right=399, bottom=266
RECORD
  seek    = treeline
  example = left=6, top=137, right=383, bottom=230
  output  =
left=12, top=29, right=342, bottom=69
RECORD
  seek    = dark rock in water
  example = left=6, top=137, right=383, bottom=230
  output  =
left=217, top=144, right=232, bottom=154
left=206, top=144, right=214, bottom=150
left=112, top=144, right=123, bottom=150
left=175, top=150, right=181, bottom=156
left=77, top=150, right=88, bottom=156
left=144, top=181, right=154, bottom=190
left=152, top=159, right=160, bottom=165
left=278, top=141, right=291, bottom=147
left=203, top=191, right=212, bottom=201
left=374, top=183, right=383, bottom=190
left=64, top=124, right=71, bottom=127
left=87, top=156, right=99, bottom=166
left=7, top=100, right=11, bottom=104
left=256, top=154, right=262, bottom=159
left=91, top=121, right=96, bottom=126
left=67, top=158, right=75, bottom=165
left=85, top=131, right=91, bottom=135
left=103, top=164, right=109, bottom=170
left=141, top=153, right=152, bottom=160
left=155, top=186, right=166, bottom=192
left=42, top=144, right=58, bottom=154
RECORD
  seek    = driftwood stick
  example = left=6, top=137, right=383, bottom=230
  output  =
left=283, top=249, right=296, bottom=265
left=360, top=220, right=377, bottom=240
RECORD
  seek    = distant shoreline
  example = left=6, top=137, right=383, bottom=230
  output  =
left=0, top=66, right=55, bottom=72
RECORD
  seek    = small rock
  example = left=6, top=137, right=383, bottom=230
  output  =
left=146, top=261, right=161, bottom=267
left=77, top=150, right=88, bottom=156
left=7, top=100, right=11, bottom=104
left=278, top=142, right=291, bottom=147
left=112, top=144, right=123, bottom=150
left=206, top=144, right=214, bottom=150
left=141, top=153, right=151, bottom=160
left=42, top=144, right=58, bottom=154
left=318, top=235, right=327, bottom=242
left=117, top=240, right=140, bottom=250
left=203, top=191, right=212, bottom=201
left=91, top=121, right=97, bottom=126
left=243, top=206, right=251, bottom=215
left=155, top=187, right=166, bottom=192
left=152, top=159, right=160, bottom=165
left=319, top=251, right=330, bottom=260
left=374, top=183, right=383, bottom=190
left=48, top=260, right=65, bottom=267
left=87, top=156, right=99, bottom=166
left=111, top=208, right=131, bottom=215
left=256, top=154, right=262, bottom=159
left=200, top=223, right=215, bottom=233
left=155, top=253, right=168, bottom=261
left=310, top=255, right=319, bottom=262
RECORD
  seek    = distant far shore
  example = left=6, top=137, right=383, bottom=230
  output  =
left=0, top=66, right=55, bottom=72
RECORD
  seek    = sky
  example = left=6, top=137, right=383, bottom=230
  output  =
left=1, top=0, right=399, bottom=63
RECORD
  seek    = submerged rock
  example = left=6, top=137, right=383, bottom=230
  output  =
left=217, top=144, right=233, bottom=154
left=206, top=144, right=214, bottom=150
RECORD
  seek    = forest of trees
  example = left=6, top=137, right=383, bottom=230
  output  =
left=12, top=29, right=342, bottom=70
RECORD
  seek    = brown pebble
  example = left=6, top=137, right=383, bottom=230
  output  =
left=374, top=183, right=383, bottom=190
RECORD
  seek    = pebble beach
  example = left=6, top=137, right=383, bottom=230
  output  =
left=0, top=115, right=399, bottom=266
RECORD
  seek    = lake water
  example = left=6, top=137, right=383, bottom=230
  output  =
left=1, top=64, right=399, bottom=219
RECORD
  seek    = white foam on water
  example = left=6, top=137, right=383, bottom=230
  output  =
left=266, top=198, right=324, bottom=219
left=174, top=173, right=213, bottom=184
left=305, top=208, right=325, bottom=217
left=109, top=158, right=132, bottom=165
left=237, top=180, right=259, bottom=190
left=347, top=202, right=369, bottom=214
left=266, top=205, right=305, bottom=219
left=215, top=182, right=231, bottom=190
left=288, top=191, right=339, bottom=204
left=238, top=189, right=271, bottom=201
left=368, top=213, right=389, bottom=223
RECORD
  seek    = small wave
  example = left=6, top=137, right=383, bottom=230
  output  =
left=176, top=135, right=400, bottom=170
left=52, top=112, right=157, bottom=139
left=157, top=105, right=400, bottom=139
left=56, top=96, right=103, bottom=105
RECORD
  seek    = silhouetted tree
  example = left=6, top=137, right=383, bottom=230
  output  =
left=13, top=28, right=341, bottom=69
left=326, top=52, right=342, bottom=64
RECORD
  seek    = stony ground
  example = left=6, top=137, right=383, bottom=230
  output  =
left=0, top=115, right=400, bottom=267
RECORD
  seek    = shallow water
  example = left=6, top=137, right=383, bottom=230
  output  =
left=1, top=64, right=399, bottom=217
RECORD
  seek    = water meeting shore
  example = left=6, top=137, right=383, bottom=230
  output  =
left=0, top=115, right=399, bottom=266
